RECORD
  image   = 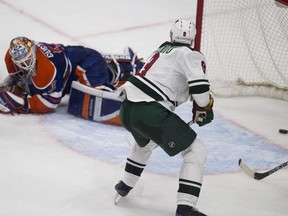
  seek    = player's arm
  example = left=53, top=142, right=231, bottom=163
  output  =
left=0, top=90, right=62, bottom=114
left=0, top=71, right=61, bottom=114
left=1, top=51, right=27, bottom=94
left=0, top=77, right=13, bottom=92
left=28, top=91, right=62, bottom=113
left=185, top=50, right=214, bottom=126
left=0, top=74, right=26, bottom=94
left=26, top=46, right=63, bottom=113
left=192, top=93, right=214, bottom=126
left=0, top=91, right=30, bottom=114
left=0, top=71, right=63, bottom=115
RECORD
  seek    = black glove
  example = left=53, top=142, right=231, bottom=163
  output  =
left=192, top=95, right=214, bottom=127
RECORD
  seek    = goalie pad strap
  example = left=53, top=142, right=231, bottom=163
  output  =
left=102, top=53, right=131, bottom=62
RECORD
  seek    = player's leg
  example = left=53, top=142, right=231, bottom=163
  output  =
left=176, top=138, right=208, bottom=216
left=115, top=140, right=158, bottom=197
left=155, top=112, right=208, bottom=215
left=77, top=51, right=115, bottom=90
left=68, top=81, right=122, bottom=125
left=177, top=138, right=207, bottom=205
left=105, top=48, right=145, bottom=87
left=115, top=100, right=158, bottom=196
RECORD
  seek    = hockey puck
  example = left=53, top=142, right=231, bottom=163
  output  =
left=279, top=129, right=288, bottom=134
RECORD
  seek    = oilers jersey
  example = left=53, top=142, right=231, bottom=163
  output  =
left=4, top=42, right=111, bottom=113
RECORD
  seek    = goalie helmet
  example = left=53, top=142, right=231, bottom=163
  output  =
left=9, top=36, right=36, bottom=77
left=170, top=19, right=196, bottom=46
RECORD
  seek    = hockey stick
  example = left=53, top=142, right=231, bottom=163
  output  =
left=238, top=159, right=288, bottom=180
left=187, top=120, right=194, bottom=126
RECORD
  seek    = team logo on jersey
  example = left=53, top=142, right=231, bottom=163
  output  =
left=47, top=80, right=57, bottom=93
left=168, top=140, right=176, bottom=148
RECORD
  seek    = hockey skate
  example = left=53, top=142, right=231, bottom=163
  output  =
left=114, top=181, right=132, bottom=204
left=124, top=47, right=138, bottom=62
left=176, top=205, right=208, bottom=216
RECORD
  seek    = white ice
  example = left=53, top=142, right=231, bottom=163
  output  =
left=0, top=0, right=287, bottom=215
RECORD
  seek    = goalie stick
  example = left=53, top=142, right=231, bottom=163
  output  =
left=238, top=159, right=288, bottom=180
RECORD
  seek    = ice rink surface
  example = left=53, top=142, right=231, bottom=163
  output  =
left=0, top=0, right=287, bottom=215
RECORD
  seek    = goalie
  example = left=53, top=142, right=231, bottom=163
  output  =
left=0, top=36, right=144, bottom=125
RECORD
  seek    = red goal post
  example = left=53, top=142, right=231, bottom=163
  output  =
left=275, top=0, right=288, bottom=7
left=195, top=0, right=288, bottom=101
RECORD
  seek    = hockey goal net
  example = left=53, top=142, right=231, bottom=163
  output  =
left=195, top=0, right=288, bottom=101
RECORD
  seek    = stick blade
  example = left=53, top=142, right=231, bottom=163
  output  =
left=238, top=159, right=256, bottom=179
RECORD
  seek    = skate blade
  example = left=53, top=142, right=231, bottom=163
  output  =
left=114, top=193, right=122, bottom=205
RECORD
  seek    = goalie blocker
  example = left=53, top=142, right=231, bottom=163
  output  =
left=68, top=81, right=123, bottom=126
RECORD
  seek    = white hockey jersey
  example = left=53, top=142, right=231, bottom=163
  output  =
left=118, top=41, right=210, bottom=111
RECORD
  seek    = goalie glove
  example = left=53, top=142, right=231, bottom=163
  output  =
left=0, top=91, right=30, bottom=114
left=192, top=95, right=214, bottom=127
left=0, top=75, right=18, bottom=93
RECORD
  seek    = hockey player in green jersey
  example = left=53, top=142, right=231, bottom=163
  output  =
left=114, top=19, right=214, bottom=216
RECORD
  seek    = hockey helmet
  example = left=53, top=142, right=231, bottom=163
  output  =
left=170, top=19, right=196, bottom=45
left=9, top=36, right=36, bottom=77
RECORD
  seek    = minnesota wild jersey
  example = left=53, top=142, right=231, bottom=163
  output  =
left=119, top=41, right=210, bottom=111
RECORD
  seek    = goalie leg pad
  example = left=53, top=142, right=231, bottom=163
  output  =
left=68, top=81, right=123, bottom=125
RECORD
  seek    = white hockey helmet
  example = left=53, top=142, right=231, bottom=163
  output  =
left=9, top=36, right=37, bottom=77
left=170, top=19, right=196, bottom=45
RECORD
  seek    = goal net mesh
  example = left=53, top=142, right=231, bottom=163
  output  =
left=200, top=0, right=288, bottom=100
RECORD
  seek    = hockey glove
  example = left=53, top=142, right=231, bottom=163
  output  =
left=192, top=95, right=214, bottom=127
left=0, top=91, right=30, bottom=114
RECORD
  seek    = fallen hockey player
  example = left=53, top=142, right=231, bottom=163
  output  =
left=0, top=36, right=144, bottom=125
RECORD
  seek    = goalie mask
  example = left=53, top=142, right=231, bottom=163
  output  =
left=170, top=19, right=196, bottom=46
left=9, top=37, right=36, bottom=77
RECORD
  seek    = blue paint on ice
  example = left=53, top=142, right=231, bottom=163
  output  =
left=42, top=103, right=288, bottom=176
